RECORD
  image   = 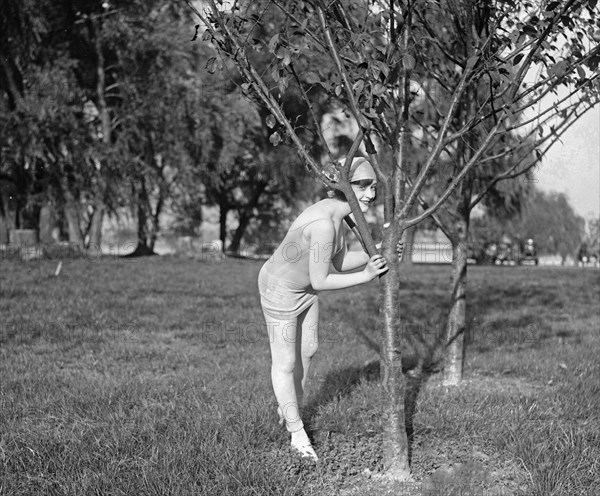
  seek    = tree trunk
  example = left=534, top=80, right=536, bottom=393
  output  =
left=443, top=231, right=468, bottom=386
left=64, top=202, right=85, bottom=248
left=149, top=204, right=160, bottom=252
left=443, top=189, right=471, bottom=386
left=229, top=183, right=266, bottom=254
left=380, top=226, right=411, bottom=479
left=129, top=177, right=156, bottom=257
left=219, top=198, right=228, bottom=252
left=88, top=15, right=108, bottom=251
left=60, top=177, right=85, bottom=248
left=87, top=201, right=104, bottom=250
left=229, top=210, right=250, bottom=254
left=131, top=201, right=155, bottom=257
left=403, top=224, right=416, bottom=265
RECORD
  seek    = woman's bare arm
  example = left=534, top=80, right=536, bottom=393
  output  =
left=308, top=220, right=386, bottom=290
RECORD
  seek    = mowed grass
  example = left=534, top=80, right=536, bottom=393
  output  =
left=0, top=255, right=598, bottom=495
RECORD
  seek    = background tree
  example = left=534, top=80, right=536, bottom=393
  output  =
left=0, top=0, right=123, bottom=248
left=581, top=215, right=600, bottom=260
left=518, top=189, right=585, bottom=263
left=405, top=0, right=599, bottom=385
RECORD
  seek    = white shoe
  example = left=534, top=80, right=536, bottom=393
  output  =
left=291, top=440, right=318, bottom=461
left=290, top=428, right=318, bottom=461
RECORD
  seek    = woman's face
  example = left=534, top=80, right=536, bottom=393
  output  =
left=349, top=161, right=377, bottom=212
left=351, top=179, right=377, bottom=212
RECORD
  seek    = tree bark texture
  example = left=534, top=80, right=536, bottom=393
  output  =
left=443, top=192, right=471, bottom=386
left=379, top=226, right=411, bottom=479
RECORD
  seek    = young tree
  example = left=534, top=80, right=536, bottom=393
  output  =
left=187, top=0, right=600, bottom=479
left=408, top=0, right=599, bottom=385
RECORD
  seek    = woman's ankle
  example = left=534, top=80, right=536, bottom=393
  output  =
left=286, top=419, right=304, bottom=433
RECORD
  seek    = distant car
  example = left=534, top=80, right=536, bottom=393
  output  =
left=578, top=244, right=599, bottom=267
left=494, top=241, right=517, bottom=265
left=520, top=238, right=538, bottom=266
left=481, top=242, right=499, bottom=265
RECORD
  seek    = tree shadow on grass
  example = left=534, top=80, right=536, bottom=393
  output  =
left=305, top=347, right=444, bottom=466
left=305, top=360, right=381, bottom=419
left=305, top=317, right=452, bottom=465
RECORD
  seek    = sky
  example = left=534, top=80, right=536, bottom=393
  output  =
left=535, top=104, right=600, bottom=219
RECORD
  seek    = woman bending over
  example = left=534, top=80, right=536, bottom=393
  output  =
left=258, top=157, right=389, bottom=461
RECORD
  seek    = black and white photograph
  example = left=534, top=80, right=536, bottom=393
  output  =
left=1, top=0, right=599, bottom=494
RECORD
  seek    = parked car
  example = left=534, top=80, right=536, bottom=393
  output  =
left=520, top=238, right=538, bottom=266
left=578, top=244, right=599, bottom=267
left=494, top=241, right=518, bottom=265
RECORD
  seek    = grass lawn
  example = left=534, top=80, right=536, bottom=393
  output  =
left=1, top=255, right=599, bottom=495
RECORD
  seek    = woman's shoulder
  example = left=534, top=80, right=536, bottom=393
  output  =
left=289, top=201, right=334, bottom=228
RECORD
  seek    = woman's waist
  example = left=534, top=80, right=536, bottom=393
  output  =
left=259, top=264, right=313, bottom=291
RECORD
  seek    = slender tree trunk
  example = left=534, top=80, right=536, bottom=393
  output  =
left=88, top=15, right=109, bottom=248
left=229, top=210, right=251, bottom=254
left=60, top=176, right=85, bottom=248
left=380, top=225, right=411, bottom=479
left=443, top=184, right=472, bottom=386
left=443, top=231, right=468, bottom=385
left=87, top=201, right=104, bottom=250
left=149, top=198, right=162, bottom=252
left=376, top=2, right=413, bottom=476
left=219, top=198, right=228, bottom=252
left=133, top=201, right=155, bottom=256
left=403, top=224, right=416, bottom=265
left=64, top=202, right=85, bottom=248
left=229, top=183, right=266, bottom=254
left=130, top=179, right=156, bottom=256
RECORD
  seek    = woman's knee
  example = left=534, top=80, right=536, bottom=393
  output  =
left=272, top=351, right=296, bottom=374
left=302, top=340, right=318, bottom=360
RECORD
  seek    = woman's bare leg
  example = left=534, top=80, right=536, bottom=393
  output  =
left=264, top=304, right=319, bottom=460
left=264, top=313, right=303, bottom=432
left=294, top=302, right=319, bottom=407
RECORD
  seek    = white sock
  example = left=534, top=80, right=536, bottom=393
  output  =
left=290, top=428, right=311, bottom=447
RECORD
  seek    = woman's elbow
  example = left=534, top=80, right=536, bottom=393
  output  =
left=310, top=277, right=326, bottom=291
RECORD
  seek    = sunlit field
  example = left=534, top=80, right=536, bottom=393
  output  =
left=1, top=256, right=598, bottom=495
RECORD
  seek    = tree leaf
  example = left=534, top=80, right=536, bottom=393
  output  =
left=205, top=56, right=217, bottom=74
left=373, top=83, right=386, bottom=96
left=268, top=34, right=279, bottom=53
left=275, top=47, right=291, bottom=66
left=402, top=54, right=416, bottom=70
left=304, top=72, right=320, bottom=84
left=278, top=76, right=288, bottom=93
left=513, top=53, right=524, bottom=65
left=266, top=115, right=276, bottom=128
left=353, top=79, right=365, bottom=94
left=269, top=131, right=281, bottom=146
